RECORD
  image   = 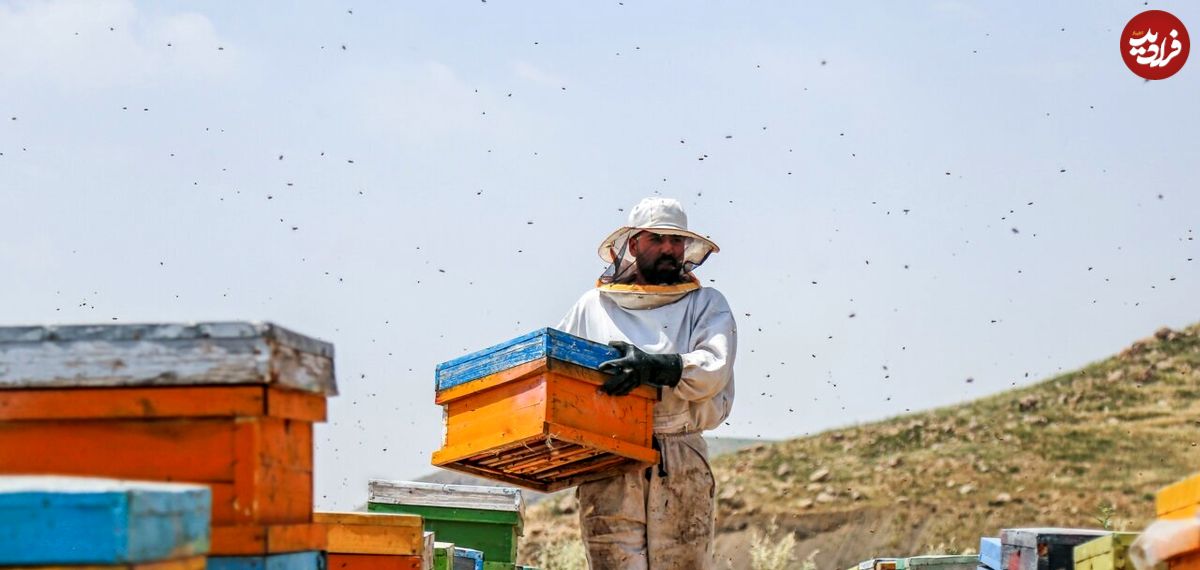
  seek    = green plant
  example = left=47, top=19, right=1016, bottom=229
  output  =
left=750, top=518, right=798, bottom=570
left=1095, top=502, right=1116, bottom=530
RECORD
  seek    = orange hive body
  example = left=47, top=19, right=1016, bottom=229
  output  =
left=0, top=322, right=337, bottom=556
left=432, top=329, right=659, bottom=492
left=1157, top=474, right=1200, bottom=570
left=325, top=531, right=435, bottom=570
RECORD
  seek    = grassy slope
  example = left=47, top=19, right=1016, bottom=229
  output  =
left=520, top=322, right=1200, bottom=569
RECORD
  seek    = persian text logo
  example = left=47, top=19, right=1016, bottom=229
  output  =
left=1122, top=10, right=1189, bottom=80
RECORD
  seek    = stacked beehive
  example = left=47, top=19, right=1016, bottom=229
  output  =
left=980, top=537, right=1002, bottom=570
left=433, top=543, right=483, bottom=570
left=430, top=328, right=659, bottom=492
left=0, top=476, right=210, bottom=569
left=1000, top=529, right=1108, bottom=570
left=1074, top=533, right=1142, bottom=570
left=0, top=322, right=336, bottom=567
left=315, top=511, right=433, bottom=570
left=368, top=481, right=528, bottom=570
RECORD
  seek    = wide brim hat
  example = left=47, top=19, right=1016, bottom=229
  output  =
left=597, top=197, right=719, bottom=266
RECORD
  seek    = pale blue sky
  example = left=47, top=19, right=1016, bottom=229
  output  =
left=1, top=1, right=1197, bottom=510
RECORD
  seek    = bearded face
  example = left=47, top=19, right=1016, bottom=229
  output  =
left=629, top=231, right=687, bottom=285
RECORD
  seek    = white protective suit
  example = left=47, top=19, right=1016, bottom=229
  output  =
left=556, top=285, right=736, bottom=570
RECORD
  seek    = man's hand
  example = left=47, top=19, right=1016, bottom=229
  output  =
left=598, top=341, right=683, bottom=396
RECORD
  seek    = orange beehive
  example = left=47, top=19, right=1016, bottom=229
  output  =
left=1156, top=474, right=1200, bottom=570
left=0, top=322, right=336, bottom=556
left=324, top=530, right=435, bottom=570
left=431, top=329, right=658, bottom=492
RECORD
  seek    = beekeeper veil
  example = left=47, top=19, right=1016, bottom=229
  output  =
left=596, top=197, right=719, bottom=309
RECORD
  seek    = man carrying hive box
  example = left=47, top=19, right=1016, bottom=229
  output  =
left=556, top=197, right=737, bottom=570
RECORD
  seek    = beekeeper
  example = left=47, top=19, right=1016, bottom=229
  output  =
left=556, top=197, right=737, bottom=570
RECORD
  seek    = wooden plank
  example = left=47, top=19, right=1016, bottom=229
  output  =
left=369, top=503, right=516, bottom=564
left=5, top=556, right=208, bottom=570
left=0, top=321, right=336, bottom=395
left=0, top=417, right=313, bottom=527
left=0, top=476, right=210, bottom=566
left=0, top=385, right=325, bottom=422
left=980, top=537, right=1001, bottom=570
left=368, top=480, right=524, bottom=513
left=434, top=329, right=619, bottom=392
left=440, top=377, right=548, bottom=450
left=904, top=556, right=978, bottom=570
left=1074, top=533, right=1138, bottom=569
left=0, top=386, right=263, bottom=421
left=315, top=512, right=426, bottom=555
left=327, top=554, right=423, bottom=570
left=0, top=419, right=236, bottom=481
left=315, top=511, right=425, bottom=527
left=434, top=361, right=545, bottom=406
left=545, top=371, right=654, bottom=447
left=1159, top=473, right=1200, bottom=516
left=266, top=388, right=327, bottom=422
left=210, top=523, right=326, bottom=556
left=208, top=552, right=325, bottom=570
left=544, top=423, right=659, bottom=465
left=233, top=418, right=313, bottom=524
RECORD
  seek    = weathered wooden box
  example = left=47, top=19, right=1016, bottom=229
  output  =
left=208, top=551, right=326, bottom=570
left=901, top=556, right=981, bottom=570
left=1074, top=533, right=1147, bottom=570
left=434, top=543, right=484, bottom=570
left=0, top=476, right=210, bottom=566
left=1000, top=529, right=1109, bottom=570
left=325, top=532, right=434, bottom=570
left=431, top=328, right=658, bottom=492
left=0, top=322, right=334, bottom=556
left=369, top=481, right=521, bottom=565
left=981, top=537, right=1003, bottom=570
left=1157, top=474, right=1200, bottom=570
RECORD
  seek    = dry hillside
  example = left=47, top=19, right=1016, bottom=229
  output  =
left=519, top=322, right=1200, bottom=569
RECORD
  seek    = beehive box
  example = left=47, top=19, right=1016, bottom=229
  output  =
left=0, top=476, right=210, bottom=566
left=1157, top=474, right=1200, bottom=570
left=1074, top=533, right=1145, bottom=570
left=315, top=512, right=428, bottom=556
left=433, top=543, right=484, bottom=570
left=1000, top=529, right=1109, bottom=570
left=208, top=551, right=325, bottom=570
left=431, top=328, right=659, bottom=492
left=369, top=481, right=521, bottom=565
left=859, top=559, right=902, bottom=570
left=0, top=322, right=335, bottom=556
left=980, top=537, right=1002, bottom=570
left=325, top=532, right=435, bottom=570
left=901, top=556, right=980, bottom=570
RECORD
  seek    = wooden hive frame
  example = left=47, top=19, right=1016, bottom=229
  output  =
left=431, top=329, right=658, bottom=492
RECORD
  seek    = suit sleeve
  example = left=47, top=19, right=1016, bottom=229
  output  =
left=673, top=291, right=737, bottom=403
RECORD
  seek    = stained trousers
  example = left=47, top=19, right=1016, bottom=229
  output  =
left=576, top=431, right=716, bottom=570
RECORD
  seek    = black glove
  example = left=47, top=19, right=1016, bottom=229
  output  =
left=598, top=341, right=683, bottom=396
